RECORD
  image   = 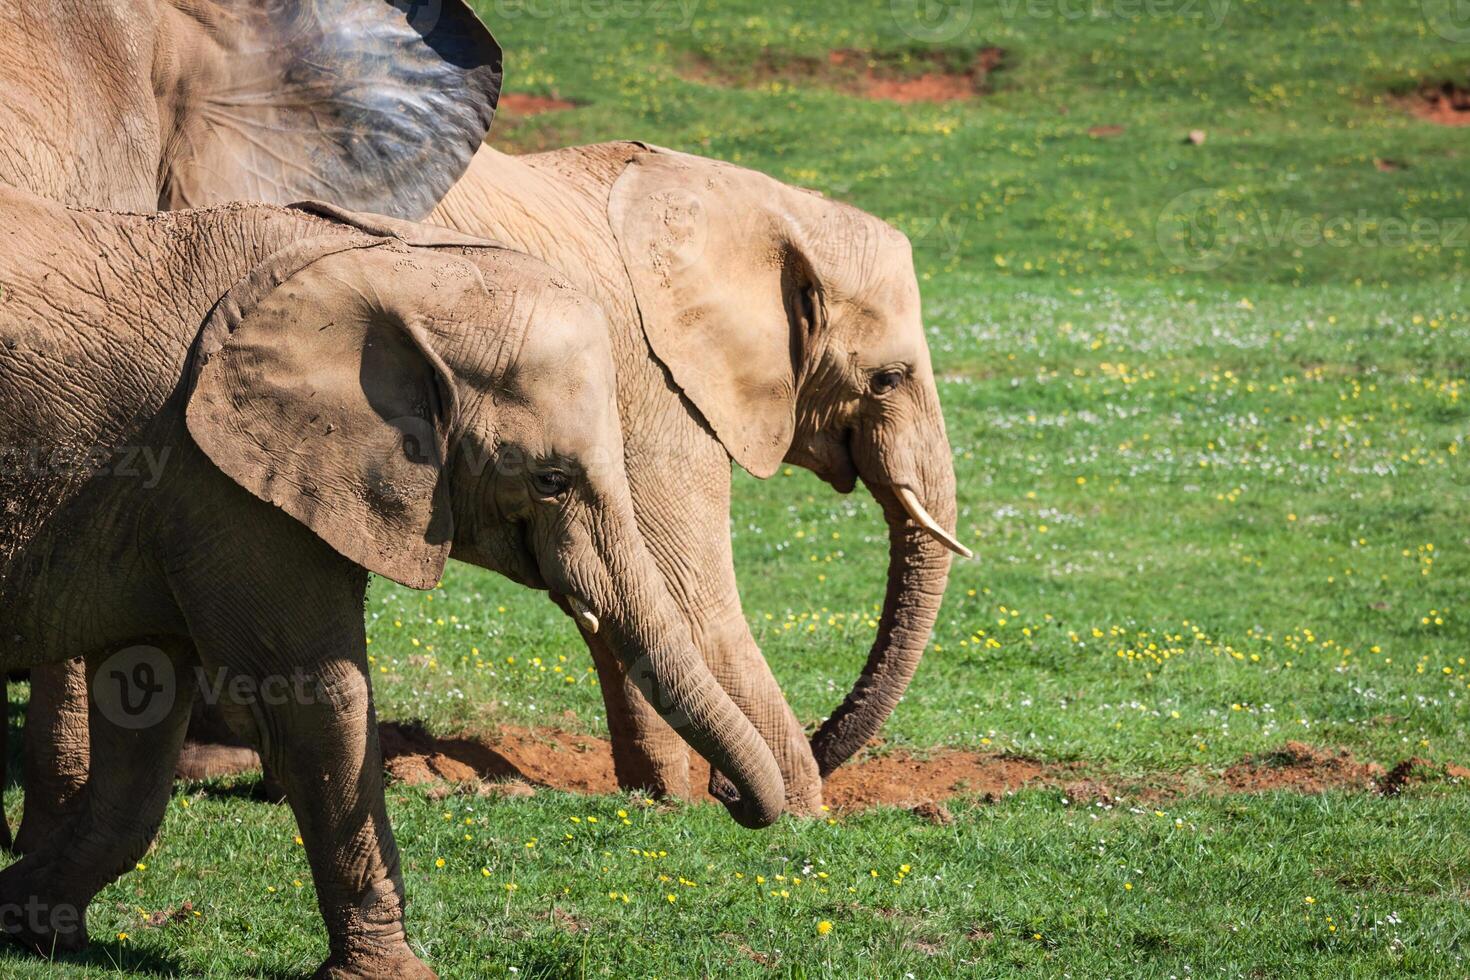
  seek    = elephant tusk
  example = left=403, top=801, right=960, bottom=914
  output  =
left=896, top=487, right=973, bottom=560
left=567, top=596, right=601, bottom=634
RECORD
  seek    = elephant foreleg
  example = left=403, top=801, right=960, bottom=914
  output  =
left=0, top=640, right=193, bottom=957
left=14, top=658, right=91, bottom=855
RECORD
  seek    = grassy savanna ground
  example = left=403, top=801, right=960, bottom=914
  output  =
left=6, top=0, right=1470, bottom=975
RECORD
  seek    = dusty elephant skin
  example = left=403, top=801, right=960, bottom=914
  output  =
left=0, top=188, right=783, bottom=978
left=0, top=0, right=503, bottom=855
left=431, top=143, right=966, bottom=809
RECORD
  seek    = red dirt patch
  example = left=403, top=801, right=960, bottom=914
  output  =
left=498, top=93, right=577, bottom=116
left=379, top=721, right=615, bottom=795
left=822, top=750, right=1044, bottom=808
left=179, top=726, right=1465, bottom=814
left=1405, top=81, right=1470, bottom=126
left=1222, top=742, right=1382, bottom=794
left=686, top=47, right=1005, bottom=105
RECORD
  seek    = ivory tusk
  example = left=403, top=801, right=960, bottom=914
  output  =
left=567, top=596, right=601, bottom=634
left=896, top=487, right=974, bottom=560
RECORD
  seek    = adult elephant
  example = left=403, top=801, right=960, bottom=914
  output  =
left=431, top=143, right=969, bottom=810
left=0, top=0, right=504, bottom=853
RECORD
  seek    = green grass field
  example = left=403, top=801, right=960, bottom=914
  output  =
left=6, top=0, right=1469, bottom=975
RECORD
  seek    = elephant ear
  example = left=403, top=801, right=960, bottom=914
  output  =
left=187, top=242, right=484, bottom=590
left=608, top=149, right=823, bottom=478
left=155, top=0, right=503, bottom=219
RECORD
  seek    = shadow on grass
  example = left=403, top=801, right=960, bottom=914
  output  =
left=0, top=939, right=184, bottom=978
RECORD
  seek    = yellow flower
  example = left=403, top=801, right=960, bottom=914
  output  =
left=1304, top=896, right=1315, bottom=905
left=817, top=920, right=833, bottom=936
left=435, top=858, right=445, bottom=869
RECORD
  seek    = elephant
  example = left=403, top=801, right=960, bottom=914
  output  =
left=428, top=143, right=969, bottom=811
left=0, top=184, right=785, bottom=978
left=0, top=0, right=504, bottom=853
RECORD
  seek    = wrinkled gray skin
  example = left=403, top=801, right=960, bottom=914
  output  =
left=0, top=188, right=783, bottom=979
left=0, top=0, right=503, bottom=855
left=431, top=144, right=964, bottom=810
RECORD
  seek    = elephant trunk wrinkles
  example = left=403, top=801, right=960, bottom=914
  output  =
left=808, top=426, right=957, bottom=778
left=584, top=515, right=786, bottom=829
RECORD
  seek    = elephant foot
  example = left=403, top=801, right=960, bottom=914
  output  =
left=0, top=865, right=88, bottom=957
left=313, top=947, right=436, bottom=980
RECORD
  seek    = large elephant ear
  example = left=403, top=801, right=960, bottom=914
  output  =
left=187, top=242, right=485, bottom=590
left=608, top=149, right=823, bottom=478
left=156, top=0, right=503, bottom=219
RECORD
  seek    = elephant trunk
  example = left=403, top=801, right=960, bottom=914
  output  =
left=569, top=504, right=786, bottom=828
left=808, top=418, right=958, bottom=778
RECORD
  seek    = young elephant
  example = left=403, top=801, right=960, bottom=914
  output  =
left=3, top=0, right=505, bottom=855
left=430, top=144, right=968, bottom=810
left=0, top=187, right=783, bottom=979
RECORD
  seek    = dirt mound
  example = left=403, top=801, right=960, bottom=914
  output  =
left=1222, top=742, right=1383, bottom=794
left=498, top=93, right=577, bottom=116
left=686, top=47, right=1005, bottom=105
left=1405, top=82, right=1470, bottom=125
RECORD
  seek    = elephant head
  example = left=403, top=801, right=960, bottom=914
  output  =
left=609, top=149, right=968, bottom=778
left=183, top=224, right=786, bottom=828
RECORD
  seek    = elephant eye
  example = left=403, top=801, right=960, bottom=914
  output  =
left=869, top=368, right=907, bottom=395
left=531, top=470, right=572, bottom=500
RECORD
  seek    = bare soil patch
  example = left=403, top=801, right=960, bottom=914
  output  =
left=498, top=93, right=578, bottom=116
left=1222, top=741, right=1382, bottom=794
left=379, top=720, right=615, bottom=795
left=182, top=727, right=1465, bottom=813
left=1405, top=81, right=1470, bottom=126
left=685, top=47, right=1005, bottom=105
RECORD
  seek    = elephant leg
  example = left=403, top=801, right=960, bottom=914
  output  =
left=582, top=629, right=691, bottom=799
left=14, top=658, right=92, bottom=855
left=205, top=652, right=427, bottom=980
left=0, top=640, right=193, bottom=957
